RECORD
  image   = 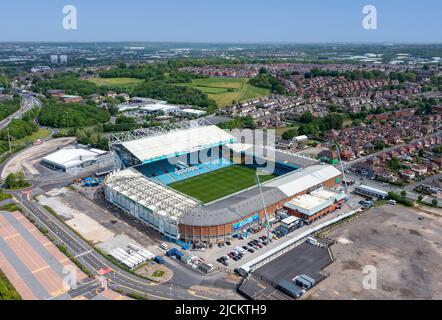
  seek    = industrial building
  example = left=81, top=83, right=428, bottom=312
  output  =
left=59, top=94, right=83, bottom=103
left=41, top=147, right=112, bottom=173
left=354, top=185, right=388, bottom=200
left=284, top=188, right=347, bottom=223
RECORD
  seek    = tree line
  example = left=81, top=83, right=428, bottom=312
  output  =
left=249, top=68, right=286, bottom=94
left=39, top=100, right=110, bottom=128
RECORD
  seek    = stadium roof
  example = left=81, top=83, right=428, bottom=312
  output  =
left=181, top=186, right=287, bottom=227
left=227, top=143, right=319, bottom=168
left=181, top=165, right=342, bottom=227
left=104, top=169, right=199, bottom=221
left=110, top=119, right=236, bottom=164
left=265, top=165, right=342, bottom=197
left=122, top=125, right=234, bottom=164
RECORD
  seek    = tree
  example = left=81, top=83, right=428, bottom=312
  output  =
left=300, top=111, right=314, bottom=124
left=5, top=173, right=16, bottom=189
left=282, top=129, right=298, bottom=141
left=17, top=171, right=26, bottom=187
left=258, top=67, right=268, bottom=75
left=4, top=171, right=30, bottom=189
left=418, top=195, right=423, bottom=201
left=432, top=199, right=438, bottom=207
left=401, top=190, right=407, bottom=197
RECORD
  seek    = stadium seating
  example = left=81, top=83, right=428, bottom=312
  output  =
left=136, top=157, right=233, bottom=186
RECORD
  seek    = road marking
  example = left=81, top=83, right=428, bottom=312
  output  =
left=51, top=287, right=70, bottom=297
left=75, top=250, right=94, bottom=259
left=32, top=265, right=50, bottom=274
left=187, top=289, right=214, bottom=300
left=109, top=281, right=173, bottom=300
left=3, top=233, right=20, bottom=240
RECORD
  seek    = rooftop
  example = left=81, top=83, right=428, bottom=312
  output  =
left=42, top=147, right=107, bottom=168
left=117, top=124, right=235, bottom=164
left=104, top=168, right=199, bottom=221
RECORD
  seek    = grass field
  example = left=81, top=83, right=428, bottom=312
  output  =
left=176, top=78, right=269, bottom=107
left=87, top=77, right=144, bottom=88
left=12, top=128, right=51, bottom=146
left=169, top=165, right=276, bottom=204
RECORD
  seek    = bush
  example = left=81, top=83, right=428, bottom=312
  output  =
left=0, top=269, right=21, bottom=300
left=0, top=203, right=20, bottom=212
left=4, top=172, right=31, bottom=190
left=0, top=190, right=12, bottom=201
left=388, top=192, right=414, bottom=207
left=0, top=119, right=38, bottom=140
left=131, top=81, right=217, bottom=110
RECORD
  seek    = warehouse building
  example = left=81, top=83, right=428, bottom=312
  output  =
left=284, top=188, right=347, bottom=223
left=41, top=147, right=112, bottom=173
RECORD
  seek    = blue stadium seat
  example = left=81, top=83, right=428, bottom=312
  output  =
left=136, top=157, right=233, bottom=186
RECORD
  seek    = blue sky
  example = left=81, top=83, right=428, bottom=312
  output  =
left=0, top=0, right=441, bottom=43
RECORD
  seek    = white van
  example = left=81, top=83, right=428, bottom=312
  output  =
left=160, top=243, right=169, bottom=250
left=387, top=200, right=397, bottom=205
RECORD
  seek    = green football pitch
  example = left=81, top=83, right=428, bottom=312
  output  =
left=169, top=165, right=276, bottom=204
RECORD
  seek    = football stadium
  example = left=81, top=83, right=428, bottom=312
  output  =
left=104, top=119, right=343, bottom=245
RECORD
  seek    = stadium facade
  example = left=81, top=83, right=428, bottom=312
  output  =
left=104, top=120, right=343, bottom=244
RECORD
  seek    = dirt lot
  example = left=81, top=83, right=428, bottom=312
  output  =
left=307, top=205, right=442, bottom=300
left=36, top=187, right=161, bottom=253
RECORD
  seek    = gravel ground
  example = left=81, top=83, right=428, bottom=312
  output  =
left=306, top=204, right=442, bottom=300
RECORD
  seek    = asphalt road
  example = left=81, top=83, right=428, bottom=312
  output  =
left=0, top=95, right=40, bottom=130
left=12, top=191, right=208, bottom=300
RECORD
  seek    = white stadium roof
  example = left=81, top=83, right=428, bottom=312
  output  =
left=265, top=165, right=342, bottom=197
left=105, top=168, right=199, bottom=221
left=121, top=125, right=235, bottom=164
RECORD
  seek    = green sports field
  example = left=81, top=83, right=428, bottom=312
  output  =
left=169, top=165, right=276, bottom=204
left=175, top=77, right=270, bottom=108
left=87, top=77, right=144, bottom=88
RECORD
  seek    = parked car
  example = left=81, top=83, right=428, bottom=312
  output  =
left=226, top=241, right=232, bottom=246
left=222, top=261, right=229, bottom=267
left=247, top=248, right=255, bottom=253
